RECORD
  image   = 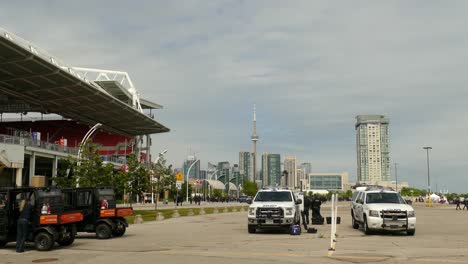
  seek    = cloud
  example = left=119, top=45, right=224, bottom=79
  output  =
left=2, top=0, right=468, bottom=192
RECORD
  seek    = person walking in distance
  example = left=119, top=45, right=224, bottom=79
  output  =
left=16, top=198, right=32, bottom=253
left=463, top=198, right=468, bottom=210
left=455, top=198, right=461, bottom=210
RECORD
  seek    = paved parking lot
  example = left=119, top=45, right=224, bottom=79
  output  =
left=1, top=203, right=467, bottom=264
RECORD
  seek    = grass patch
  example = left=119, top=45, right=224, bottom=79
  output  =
left=126, top=206, right=249, bottom=224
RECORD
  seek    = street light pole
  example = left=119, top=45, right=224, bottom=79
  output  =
left=423, top=147, right=432, bottom=193
left=152, top=149, right=168, bottom=204
left=186, top=159, right=200, bottom=202
left=394, top=163, right=398, bottom=192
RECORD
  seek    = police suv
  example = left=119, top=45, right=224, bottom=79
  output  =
left=247, top=188, right=302, bottom=233
left=351, top=187, right=416, bottom=235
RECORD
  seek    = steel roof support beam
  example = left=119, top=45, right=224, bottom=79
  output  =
left=0, top=70, right=60, bottom=83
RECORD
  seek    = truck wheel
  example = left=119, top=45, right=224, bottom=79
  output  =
left=364, top=217, right=373, bottom=235
left=407, top=229, right=416, bottom=236
left=57, top=231, right=75, bottom=246
left=34, top=232, right=54, bottom=251
left=96, top=223, right=112, bottom=239
left=352, top=215, right=359, bottom=229
left=112, top=223, right=126, bottom=237
left=248, top=225, right=256, bottom=234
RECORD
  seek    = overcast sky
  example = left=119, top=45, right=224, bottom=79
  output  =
left=2, top=1, right=468, bottom=192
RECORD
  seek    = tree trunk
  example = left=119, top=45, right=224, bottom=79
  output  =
left=155, top=187, right=159, bottom=211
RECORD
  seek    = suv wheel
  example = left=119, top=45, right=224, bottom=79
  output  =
left=364, top=216, right=373, bottom=235
left=407, top=229, right=416, bottom=236
left=248, top=225, right=256, bottom=234
left=34, top=232, right=54, bottom=251
left=352, top=214, right=359, bottom=229
left=96, top=223, right=112, bottom=239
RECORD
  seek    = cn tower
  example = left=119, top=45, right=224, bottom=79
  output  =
left=251, top=105, right=259, bottom=182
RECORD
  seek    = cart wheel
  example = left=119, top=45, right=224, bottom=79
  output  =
left=34, top=232, right=54, bottom=251
left=0, top=240, right=7, bottom=248
left=96, top=223, right=112, bottom=239
left=57, top=231, right=75, bottom=246
left=112, top=223, right=126, bottom=237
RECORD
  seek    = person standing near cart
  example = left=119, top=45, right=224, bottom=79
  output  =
left=16, top=198, right=32, bottom=253
left=303, top=195, right=311, bottom=225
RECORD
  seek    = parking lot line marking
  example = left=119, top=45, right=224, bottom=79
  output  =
left=414, top=259, right=468, bottom=263
left=159, top=249, right=324, bottom=259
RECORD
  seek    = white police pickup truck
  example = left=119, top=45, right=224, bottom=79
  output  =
left=247, top=188, right=302, bottom=233
left=351, top=189, right=416, bottom=236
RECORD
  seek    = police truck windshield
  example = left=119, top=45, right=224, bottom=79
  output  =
left=254, top=192, right=292, bottom=202
left=366, top=193, right=406, bottom=204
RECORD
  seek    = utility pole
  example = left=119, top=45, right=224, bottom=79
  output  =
left=423, top=147, right=432, bottom=193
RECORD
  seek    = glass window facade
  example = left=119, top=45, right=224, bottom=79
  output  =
left=309, top=175, right=342, bottom=190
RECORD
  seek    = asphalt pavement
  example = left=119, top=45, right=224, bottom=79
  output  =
left=1, top=202, right=467, bottom=264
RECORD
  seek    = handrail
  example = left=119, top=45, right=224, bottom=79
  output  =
left=0, top=134, right=78, bottom=155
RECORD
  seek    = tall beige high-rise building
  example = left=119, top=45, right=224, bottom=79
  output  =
left=284, top=156, right=297, bottom=188
left=356, top=115, right=391, bottom=184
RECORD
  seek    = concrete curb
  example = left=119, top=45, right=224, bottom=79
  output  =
left=156, top=212, right=165, bottom=221
left=134, top=214, right=144, bottom=224
left=172, top=210, right=180, bottom=218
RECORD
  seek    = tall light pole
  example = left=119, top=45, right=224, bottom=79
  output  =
left=186, top=159, right=200, bottom=202
left=394, top=162, right=398, bottom=192
left=152, top=149, right=168, bottom=204
left=423, top=147, right=432, bottom=193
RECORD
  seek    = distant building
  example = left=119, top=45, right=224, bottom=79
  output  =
left=284, top=156, right=297, bottom=188
left=239, top=151, right=252, bottom=183
left=296, top=167, right=307, bottom=190
left=308, top=172, right=350, bottom=191
left=231, top=164, right=241, bottom=185
left=261, top=153, right=281, bottom=186
left=200, top=170, right=207, bottom=180
left=183, top=156, right=200, bottom=179
left=300, top=162, right=312, bottom=175
left=356, top=115, right=391, bottom=184
left=217, top=161, right=231, bottom=185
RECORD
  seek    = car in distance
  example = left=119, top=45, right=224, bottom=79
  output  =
left=351, top=188, right=416, bottom=236
left=247, top=188, right=302, bottom=233
left=239, top=195, right=249, bottom=203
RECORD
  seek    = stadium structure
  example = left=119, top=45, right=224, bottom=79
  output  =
left=0, top=27, right=169, bottom=187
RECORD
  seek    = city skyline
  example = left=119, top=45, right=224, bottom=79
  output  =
left=4, top=2, right=468, bottom=192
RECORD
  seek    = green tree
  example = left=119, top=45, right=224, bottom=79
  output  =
left=242, top=180, right=258, bottom=197
left=400, top=187, right=427, bottom=197
left=340, top=190, right=353, bottom=200
left=151, top=155, right=176, bottom=210
left=54, top=141, right=114, bottom=188
left=212, top=189, right=224, bottom=198
left=181, top=182, right=192, bottom=201
left=125, top=153, right=149, bottom=203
